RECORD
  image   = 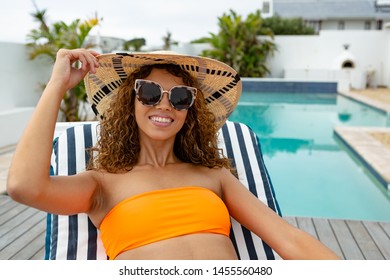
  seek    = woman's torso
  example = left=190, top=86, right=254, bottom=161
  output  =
left=88, top=163, right=237, bottom=260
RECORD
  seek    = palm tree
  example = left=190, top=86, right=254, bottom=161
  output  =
left=162, top=31, right=177, bottom=50
left=202, top=9, right=276, bottom=77
left=27, top=4, right=100, bottom=121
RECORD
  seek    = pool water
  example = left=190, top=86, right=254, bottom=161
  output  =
left=229, top=92, right=390, bottom=222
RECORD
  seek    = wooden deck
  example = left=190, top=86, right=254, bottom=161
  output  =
left=0, top=195, right=46, bottom=260
left=1, top=194, right=389, bottom=260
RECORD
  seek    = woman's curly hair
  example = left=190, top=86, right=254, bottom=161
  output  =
left=88, top=64, right=234, bottom=173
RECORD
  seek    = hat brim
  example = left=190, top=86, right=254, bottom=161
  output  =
left=84, top=52, right=242, bottom=129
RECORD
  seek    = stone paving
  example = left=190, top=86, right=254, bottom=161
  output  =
left=340, top=87, right=390, bottom=114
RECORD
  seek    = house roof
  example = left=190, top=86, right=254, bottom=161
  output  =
left=273, top=0, right=390, bottom=20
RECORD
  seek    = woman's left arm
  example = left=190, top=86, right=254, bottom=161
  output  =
left=219, top=168, right=341, bottom=260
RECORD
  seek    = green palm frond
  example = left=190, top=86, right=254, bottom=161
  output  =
left=26, top=6, right=100, bottom=121
left=202, top=9, right=276, bottom=77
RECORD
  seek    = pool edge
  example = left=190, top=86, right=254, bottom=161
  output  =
left=333, top=126, right=390, bottom=192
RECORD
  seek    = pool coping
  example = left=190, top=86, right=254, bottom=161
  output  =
left=242, top=78, right=337, bottom=94
left=338, top=90, right=390, bottom=114
left=334, top=126, right=390, bottom=191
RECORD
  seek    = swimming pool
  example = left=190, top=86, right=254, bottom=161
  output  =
left=229, top=91, right=390, bottom=222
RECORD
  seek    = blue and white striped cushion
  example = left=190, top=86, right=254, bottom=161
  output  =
left=46, top=121, right=281, bottom=260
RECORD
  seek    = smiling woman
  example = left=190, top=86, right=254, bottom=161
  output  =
left=43, top=119, right=283, bottom=260
left=7, top=48, right=340, bottom=260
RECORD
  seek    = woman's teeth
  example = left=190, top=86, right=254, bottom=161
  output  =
left=150, top=116, right=173, bottom=123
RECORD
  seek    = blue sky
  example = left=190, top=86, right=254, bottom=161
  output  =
left=1, top=0, right=262, bottom=47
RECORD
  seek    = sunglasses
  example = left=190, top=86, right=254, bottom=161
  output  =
left=134, top=79, right=197, bottom=111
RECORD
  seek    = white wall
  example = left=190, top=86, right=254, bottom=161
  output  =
left=0, top=42, right=51, bottom=110
left=174, top=30, right=390, bottom=89
left=266, top=30, right=390, bottom=88
left=0, top=42, right=51, bottom=148
left=384, top=30, right=390, bottom=88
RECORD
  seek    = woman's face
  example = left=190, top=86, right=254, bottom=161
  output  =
left=134, top=68, right=189, bottom=142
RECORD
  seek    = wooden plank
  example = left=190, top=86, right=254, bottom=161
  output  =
left=0, top=201, right=27, bottom=221
left=9, top=219, right=46, bottom=260
left=30, top=246, right=46, bottom=260
left=363, top=221, right=390, bottom=259
left=0, top=206, right=38, bottom=239
left=0, top=211, right=46, bottom=259
left=346, top=220, right=384, bottom=260
left=0, top=209, right=45, bottom=249
left=0, top=195, right=10, bottom=205
left=0, top=200, right=22, bottom=219
left=380, top=221, right=390, bottom=236
left=283, top=216, right=298, bottom=227
left=296, top=217, right=318, bottom=239
left=312, top=218, right=343, bottom=259
left=330, top=219, right=364, bottom=260
left=0, top=196, right=46, bottom=260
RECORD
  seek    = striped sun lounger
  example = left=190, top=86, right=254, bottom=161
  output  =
left=45, top=121, right=282, bottom=260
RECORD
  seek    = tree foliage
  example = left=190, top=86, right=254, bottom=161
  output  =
left=124, top=38, right=146, bottom=51
left=26, top=7, right=100, bottom=121
left=261, top=15, right=315, bottom=35
left=201, top=10, right=276, bottom=77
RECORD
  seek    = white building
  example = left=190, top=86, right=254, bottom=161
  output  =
left=85, top=35, right=126, bottom=53
left=272, top=0, right=390, bottom=32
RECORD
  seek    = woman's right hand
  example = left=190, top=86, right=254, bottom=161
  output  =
left=49, top=48, right=100, bottom=93
left=7, top=48, right=102, bottom=215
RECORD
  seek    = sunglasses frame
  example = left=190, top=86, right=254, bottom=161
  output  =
left=134, top=79, right=197, bottom=111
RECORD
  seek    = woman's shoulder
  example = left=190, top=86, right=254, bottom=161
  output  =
left=195, top=165, right=234, bottom=182
left=81, top=168, right=119, bottom=188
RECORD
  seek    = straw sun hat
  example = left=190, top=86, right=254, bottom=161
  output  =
left=84, top=51, right=242, bottom=129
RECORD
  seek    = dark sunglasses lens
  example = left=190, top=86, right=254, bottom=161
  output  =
left=170, top=87, right=194, bottom=110
left=138, top=82, right=161, bottom=105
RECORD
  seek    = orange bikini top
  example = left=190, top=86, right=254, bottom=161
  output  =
left=99, top=186, right=231, bottom=259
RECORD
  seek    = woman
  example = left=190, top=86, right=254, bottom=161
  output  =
left=7, top=48, right=340, bottom=260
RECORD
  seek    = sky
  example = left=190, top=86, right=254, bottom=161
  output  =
left=1, top=0, right=263, bottom=48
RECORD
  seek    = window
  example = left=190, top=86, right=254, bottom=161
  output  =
left=263, top=1, right=270, bottom=13
left=377, top=20, right=383, bottom=29
left=364, top=21, right=371, bottom=30
left=338, top=21, right=345, bottom=30
left=306, top=20, right=321, bottom=33
left=262, top=0, right=273, bottom=17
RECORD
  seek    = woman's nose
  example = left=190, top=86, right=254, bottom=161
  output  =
left=156, top=90, right=172, bottom=110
